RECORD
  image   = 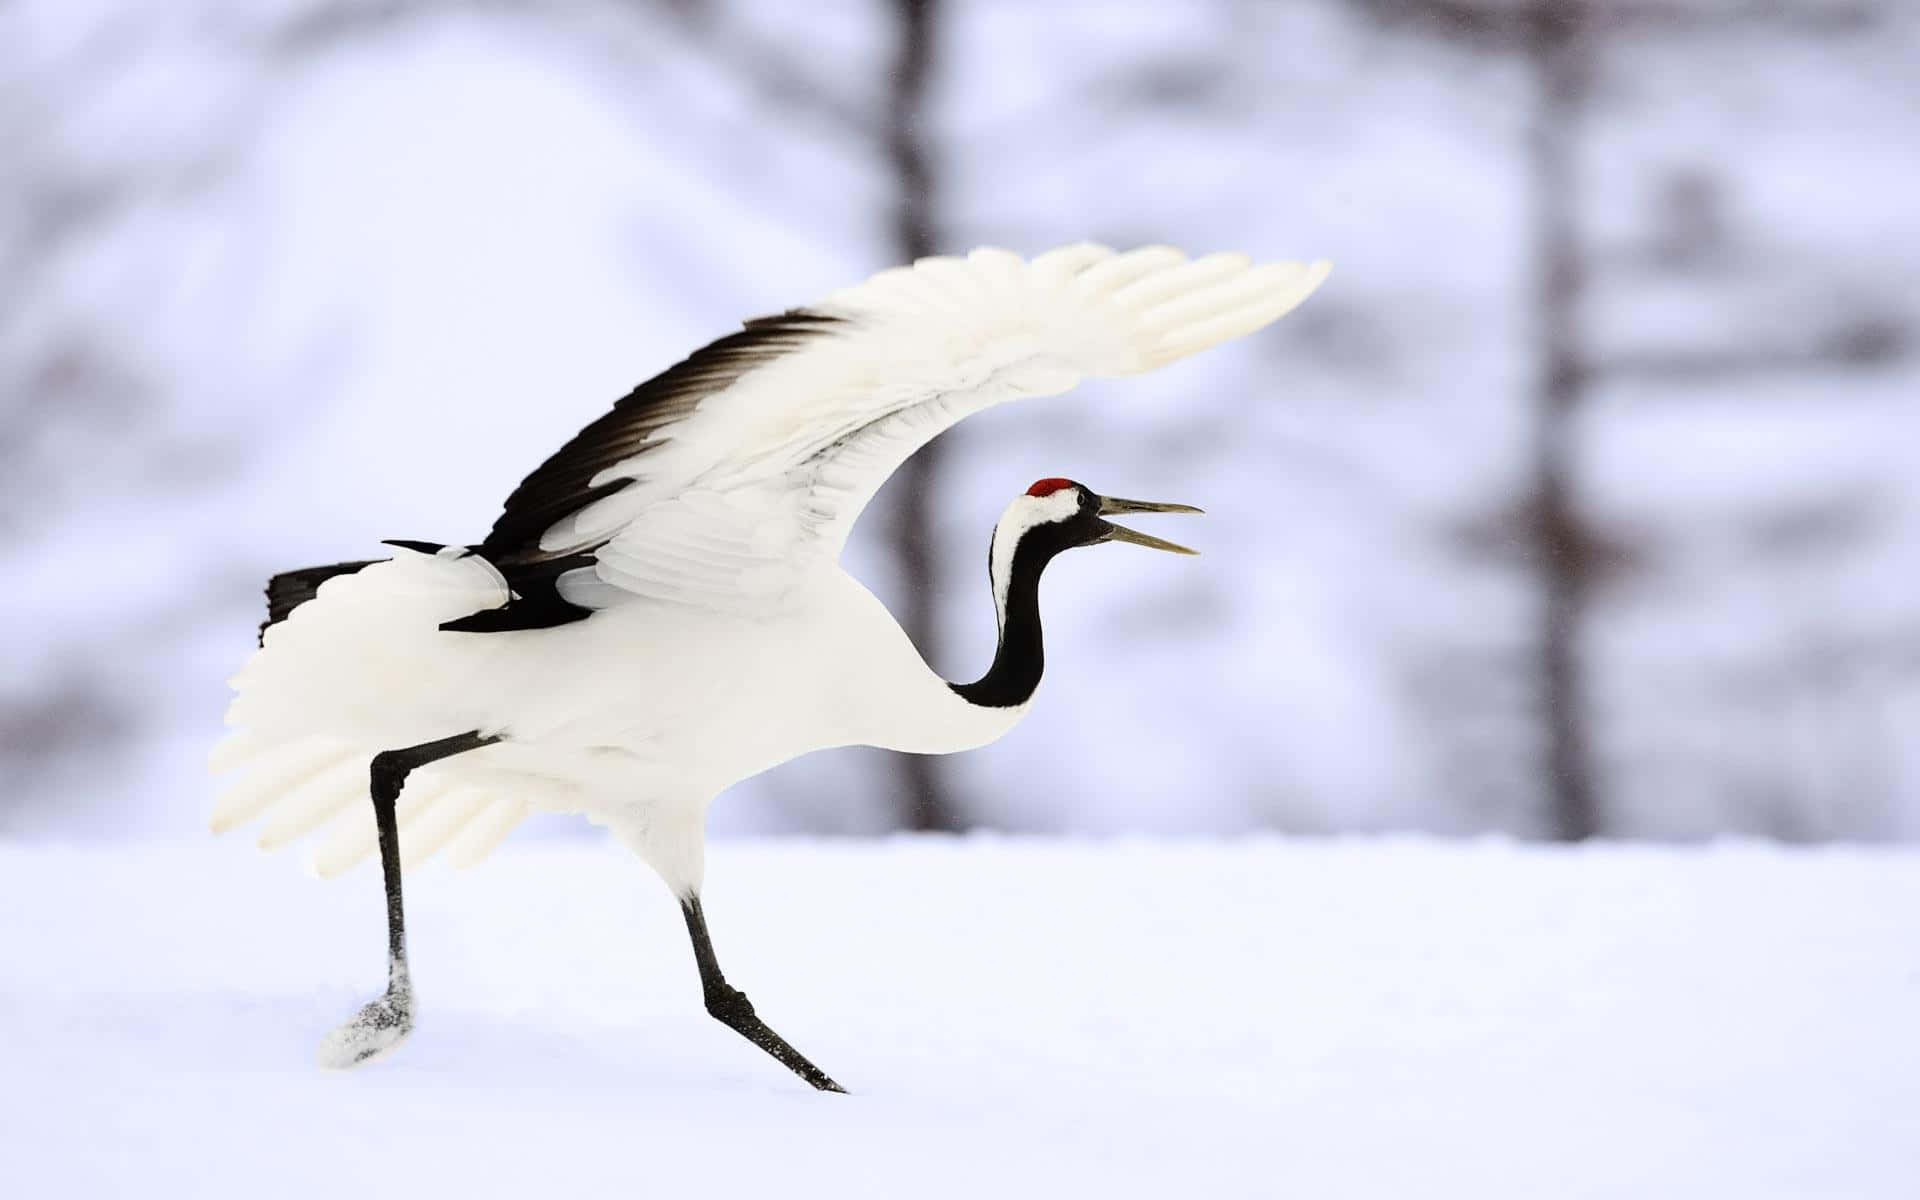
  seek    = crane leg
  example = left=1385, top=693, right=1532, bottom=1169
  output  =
left=680, top=896, right=846, bottom=1093
left=317, top=730, right=498, bottom=1068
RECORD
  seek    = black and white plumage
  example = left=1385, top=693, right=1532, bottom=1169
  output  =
left=211, top=243, right=1330, bottom=1089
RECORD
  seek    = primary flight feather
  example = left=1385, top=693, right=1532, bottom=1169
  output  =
left=212, top=242, right=1330, bottom=1089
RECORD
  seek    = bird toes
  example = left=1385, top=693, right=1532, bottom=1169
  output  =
left=316, top=992, right=414, bottom=1069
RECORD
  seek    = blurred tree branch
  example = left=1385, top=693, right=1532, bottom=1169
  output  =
left=1526, top=0, right=1601, bottom=840
left=882, top=0, right=961, bottom=834
left=652, top=1, right=881, bottom=140
left=265, top=0, right=880, bottom=140
left=1361, top=0, right=1903, bottom=838
left=1350, top=0, right=1880, bottom=42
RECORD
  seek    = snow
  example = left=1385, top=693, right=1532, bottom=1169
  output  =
left=5, top=837, right=1915, bottom=1198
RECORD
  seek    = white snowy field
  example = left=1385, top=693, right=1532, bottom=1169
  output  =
left=3, top=838, right=1915, bottom=1199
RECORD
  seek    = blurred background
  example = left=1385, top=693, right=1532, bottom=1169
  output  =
left=5, top=0, right=1918, bottom=845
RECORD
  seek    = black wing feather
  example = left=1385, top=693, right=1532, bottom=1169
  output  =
left=478, top=311, right=845, bottom=566
left=437, top=310, right=846, bottom=633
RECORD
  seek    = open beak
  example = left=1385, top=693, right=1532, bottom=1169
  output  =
left=1095, top=495, right=1203, bottom=556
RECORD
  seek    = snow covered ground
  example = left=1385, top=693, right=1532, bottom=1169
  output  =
left=4, top=837, right=1915, bottom=1198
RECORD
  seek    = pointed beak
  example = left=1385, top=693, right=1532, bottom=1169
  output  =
left=1095, top=495, right=1203, bottom=556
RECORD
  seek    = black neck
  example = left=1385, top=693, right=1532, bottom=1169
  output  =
left=950, top=529, right=1064, bottom=709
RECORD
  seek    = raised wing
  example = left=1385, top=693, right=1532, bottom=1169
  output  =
left=480, top=243, right=1330, bottom=616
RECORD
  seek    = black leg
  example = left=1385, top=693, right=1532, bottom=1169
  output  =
left=682, top=896, right=845, bottom=1093
left=317, top=730, right=498, bottom=1068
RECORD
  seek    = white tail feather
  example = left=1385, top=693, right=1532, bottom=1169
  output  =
left=209, top=737, right=345, bottom=833
left=446, top=797, right=529, bottom=869
left=255, top=759, right=365, bottom=851
left=401, top=788, right=491, bottom=870
left=208, top=728, right=276, bottom=774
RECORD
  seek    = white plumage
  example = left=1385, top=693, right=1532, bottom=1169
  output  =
left=210, top=242, right=1329, bottom=1086
left=214, top=243, right=1327, bottom=887
left=548, top=244, right=1324, bottom=609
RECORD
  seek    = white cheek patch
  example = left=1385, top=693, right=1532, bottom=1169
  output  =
left=989, top=490, right=1084, bottom=624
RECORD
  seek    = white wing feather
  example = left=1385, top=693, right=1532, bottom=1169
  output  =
left=543, top=244, right=1329, bottom=613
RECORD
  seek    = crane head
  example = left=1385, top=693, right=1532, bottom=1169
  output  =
left=1003, top=477, right=1202, bottom=559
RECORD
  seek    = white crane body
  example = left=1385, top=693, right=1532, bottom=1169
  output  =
left=219, top=555, right=1018, bottom=891
left=209, top=242, right=1330, bottom=1088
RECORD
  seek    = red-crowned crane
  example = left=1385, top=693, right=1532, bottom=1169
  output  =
left=211, top=243, right=1330, bottom=1091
